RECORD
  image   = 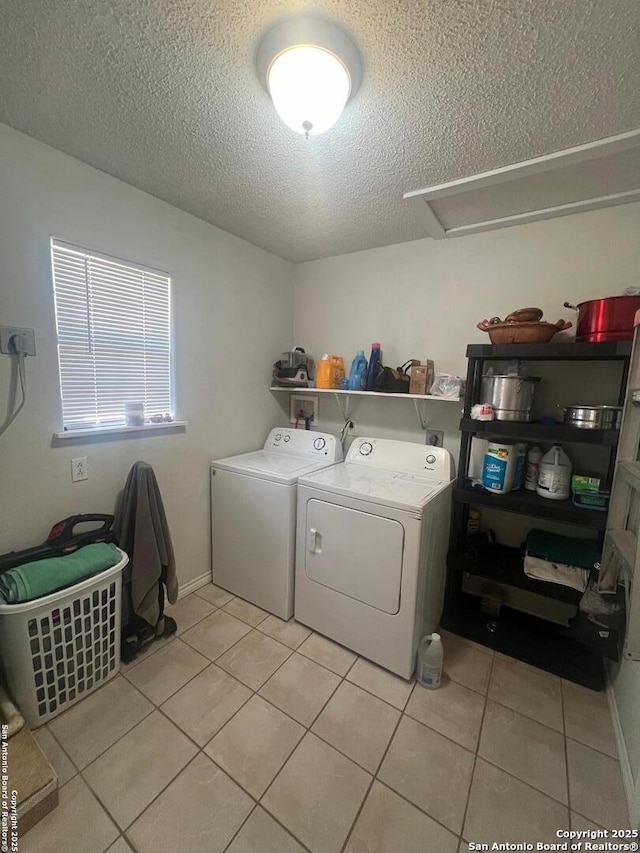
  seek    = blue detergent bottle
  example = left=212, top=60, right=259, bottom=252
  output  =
left=348, top=350, right=368, bottom=391
left=366, top=342, right=382, bottom=390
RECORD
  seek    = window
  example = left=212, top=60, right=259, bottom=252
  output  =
left=51, top=240, right=172, bottom=430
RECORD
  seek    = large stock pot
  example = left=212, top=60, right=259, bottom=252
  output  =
left=564, top=296, right=640, bottom=343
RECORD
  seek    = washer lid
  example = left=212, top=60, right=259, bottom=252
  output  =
left=298, top=462, right=450, bottom=512
left=211, top=450, right=338, bottom=485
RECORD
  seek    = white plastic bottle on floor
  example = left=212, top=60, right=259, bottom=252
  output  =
left=417, top=633, right=443, bottom=689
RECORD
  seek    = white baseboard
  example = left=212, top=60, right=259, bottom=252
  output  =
left=607, top=671, right=638, bottom=828
left=178, top=572, right=211, bottom=599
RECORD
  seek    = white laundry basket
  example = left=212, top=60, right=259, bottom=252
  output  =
left=0, top=548, right=128, bottom=727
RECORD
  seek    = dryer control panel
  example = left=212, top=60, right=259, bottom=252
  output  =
left=347, top=437, right=454, bottom=480
left=265, top=427, right=343, bottom=462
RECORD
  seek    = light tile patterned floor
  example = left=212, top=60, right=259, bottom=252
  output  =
left=21, top=584, right=629, bottom=853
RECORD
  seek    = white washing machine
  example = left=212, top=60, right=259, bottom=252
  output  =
left=295, top=437, right=455, bottom=679
left=211, top=427, right=343, bottom=620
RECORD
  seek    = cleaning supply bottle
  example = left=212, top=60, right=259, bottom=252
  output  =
left=537, top=445, right=572, bottom=500
left=524, top=445, right=543, bottom=491
left=348, top=350, right=368, bottom=391
left=512, top=443, right=527, bottom=491
left=366, top=342, right=382, bottom=390
left=417, top=633, right=443, bottom=689
left=482, top=441, right=516, bottom=494
left=467, top=508, right=481, bottom=535
left=316, top=354, right=332, bottom=389
left=330, top=356, right=346, bottom=389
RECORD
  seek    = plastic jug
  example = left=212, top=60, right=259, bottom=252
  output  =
left=417, top=633, right=443, bottom=689
left=366, top=343, right=382, bottom=390
left=316, top=354, right=332, bottom=389
left=512, top=443, right=527, bottom=491
left=348, top=350, right=368, bottom=391
left=482, top=441, right=516, bottom=494
left=524, top=445, right=543, bottom=491
left=330, top=356, right=345, bottom=389
left=537, top=445, right=572, bottom=500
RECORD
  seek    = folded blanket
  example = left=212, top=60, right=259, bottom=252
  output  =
left=524, top=554, right=590, bottom=593
left=0, top=542, right=121, bottom=604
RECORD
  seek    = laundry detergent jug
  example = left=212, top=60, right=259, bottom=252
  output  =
left=524, top=445, right=543, bottom=491
left=316, top=354, right=332, bottom=389
left=330, top=356, right=345, bottom=389
left=482, top=441, right=516, bottom=494
left=366, top=343, right=382, bottom=390
left=348, top=350, right=368, bottom=391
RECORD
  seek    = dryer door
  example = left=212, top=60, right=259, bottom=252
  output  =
left=304, top=499, right=404, bottom=614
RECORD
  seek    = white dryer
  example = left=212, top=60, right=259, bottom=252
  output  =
left=295, top=437, right=455, bottom=679
left=211, top=428, right=342, bottom=620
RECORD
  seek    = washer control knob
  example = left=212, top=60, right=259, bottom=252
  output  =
left=359, top=441, right=373, bottom=456
left=275, top=433, right=282, bottom=441
left=313, top=437, right=326, bottom=451
left=426, top=454, right=436, bottom=464
left=283, top=434, right=290, bottom=442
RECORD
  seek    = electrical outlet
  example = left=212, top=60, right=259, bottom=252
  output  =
left=427, top=430, right=444, bottom=447
left=0, top=326, right=36, bottom=356
left=290, top=394, right=319, bottom=426
left=71, top=457, right=88, bottom=482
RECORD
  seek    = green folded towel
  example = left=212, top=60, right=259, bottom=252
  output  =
left=525, top=529, right=599, bottom=571
left=0, top=542, right=121, bottom=604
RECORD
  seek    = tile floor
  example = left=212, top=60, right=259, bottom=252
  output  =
left=22, top=584, right=629, bottom=853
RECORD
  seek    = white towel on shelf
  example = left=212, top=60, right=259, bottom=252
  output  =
left=524, top=555, right=589, bottom=593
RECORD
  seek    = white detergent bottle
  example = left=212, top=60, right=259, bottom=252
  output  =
left=482, top=441, right=516, bottom=494
left=536, top=445, right=572, bottom=500
left=524, top=445, right=543, bottom=491
left=417, top=633, right=443, bottom=689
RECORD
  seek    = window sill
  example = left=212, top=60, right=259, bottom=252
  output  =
left=53, top=420, right=188, bottom=439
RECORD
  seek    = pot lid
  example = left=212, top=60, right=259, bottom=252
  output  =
left=574, top=295, right=640, bottom=308
left=562, top=404, right=622, bottom=410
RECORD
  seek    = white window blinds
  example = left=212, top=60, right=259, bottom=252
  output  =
left=51, top=240, right=172, bottom=430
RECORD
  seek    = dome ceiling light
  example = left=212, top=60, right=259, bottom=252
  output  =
left=256, top=16, right=363, bottom=138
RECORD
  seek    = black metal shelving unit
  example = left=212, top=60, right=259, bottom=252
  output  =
left=443, top=340, right=631, bottom=690
left=458, top=418, right=622, bottom=447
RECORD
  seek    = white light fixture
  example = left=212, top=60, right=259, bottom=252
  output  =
left=256, top=17, right=362, bottom=137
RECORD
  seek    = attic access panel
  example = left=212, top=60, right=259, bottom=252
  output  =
left=404, top=129, right=640, bottom=239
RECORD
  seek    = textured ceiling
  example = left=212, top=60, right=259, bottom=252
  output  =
left=1, top=1, right=639, bottom=262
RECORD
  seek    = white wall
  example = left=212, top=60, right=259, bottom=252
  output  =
left=292, top=203, right=640, bottom=823
left=3, top=119, right=640, bottom=810
left=292, top=203, right=640, bottom=456
left=610, top=615, right=640, bottom=827
left=0, top=123, right=294, bottom=587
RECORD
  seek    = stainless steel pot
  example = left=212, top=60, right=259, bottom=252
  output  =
left=561, top=405, right=622, bottom=430
left=480, top=375, right=540, bottom=422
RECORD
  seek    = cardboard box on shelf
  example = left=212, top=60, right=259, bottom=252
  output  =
left=409, top=361, right=434, bottom=395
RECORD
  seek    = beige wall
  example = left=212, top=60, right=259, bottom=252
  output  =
left=0, top=123, right=294, bottom=586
